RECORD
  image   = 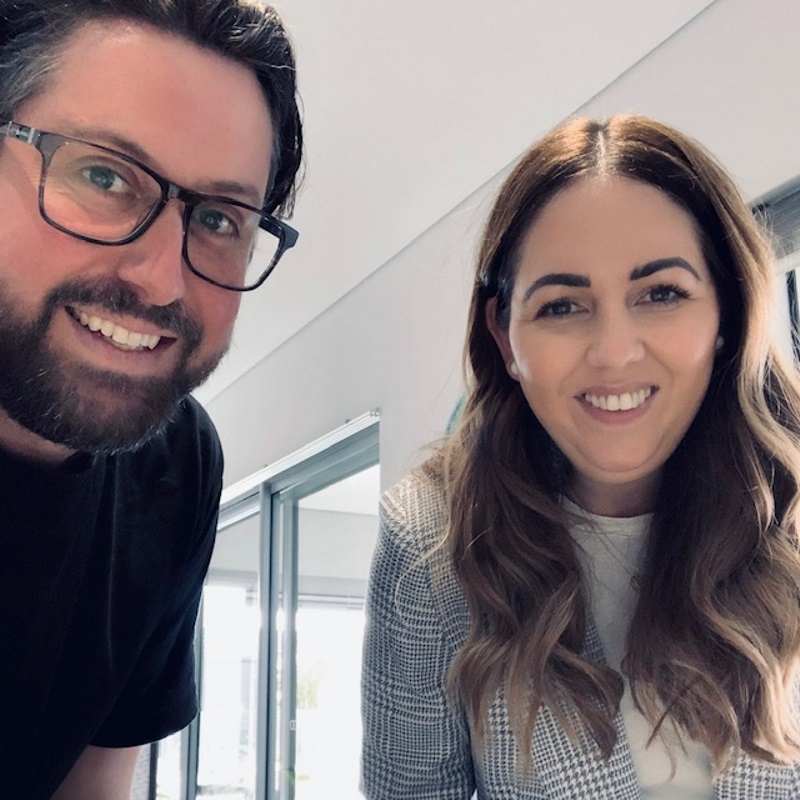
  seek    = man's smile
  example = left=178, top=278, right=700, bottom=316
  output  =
left=68, top=305, right=164, bottom=351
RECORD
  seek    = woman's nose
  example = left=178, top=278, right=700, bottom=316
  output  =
left=585, top=310, right=645, bottom=369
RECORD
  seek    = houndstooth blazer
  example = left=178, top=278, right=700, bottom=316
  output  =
left=361, top=472, right=800, bottom=799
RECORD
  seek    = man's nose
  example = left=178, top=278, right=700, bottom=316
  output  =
left=113, top=202, right=188, bottom=307
left=585, top=310, right=645, bottom=369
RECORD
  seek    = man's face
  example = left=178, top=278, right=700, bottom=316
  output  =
left=0, top=19, right=274, bottom=456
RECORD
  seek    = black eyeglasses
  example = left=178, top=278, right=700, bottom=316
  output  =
left=0, top=121, right=299, bottom=291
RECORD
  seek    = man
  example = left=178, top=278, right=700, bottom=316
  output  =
left=0, top=1, right=302, bottom=796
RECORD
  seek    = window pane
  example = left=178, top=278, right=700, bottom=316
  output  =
left=197, top=583, right=259, bottom=797
left=294, top=605, right=366, bottom=799
left=154, top=733, right=183, bottom=799
left=293, top=464, right=380, bottom=799
left=197, top=512, right=261, bottom=799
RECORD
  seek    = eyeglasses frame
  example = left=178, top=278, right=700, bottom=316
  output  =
left=0, top=121, right=299, bottom=291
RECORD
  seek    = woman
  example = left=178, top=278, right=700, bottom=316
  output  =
left=361, top=115, right=800, bottom=798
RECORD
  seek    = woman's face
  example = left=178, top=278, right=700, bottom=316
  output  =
left=487, top=175, right=720, bottom=515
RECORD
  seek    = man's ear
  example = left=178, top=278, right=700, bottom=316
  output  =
left=485, top=298, right=518, bottom=381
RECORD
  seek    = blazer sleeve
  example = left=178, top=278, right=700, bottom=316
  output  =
left=361, top=478, right=476, bottom=799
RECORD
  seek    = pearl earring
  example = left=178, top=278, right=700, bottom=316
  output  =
left=715, top=335, right=725, bottom=352
left=508, top=362, right=520, bottom=378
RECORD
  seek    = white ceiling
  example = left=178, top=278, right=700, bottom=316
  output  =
left=194, top=0, right=718, bottom=405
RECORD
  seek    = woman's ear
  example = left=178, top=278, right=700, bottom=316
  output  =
left=485, top=298, right=519, bottom=381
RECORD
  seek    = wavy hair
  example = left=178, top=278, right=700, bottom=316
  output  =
left=435, top=115, right=800, bottom=768
left=0, top=0, right=303, bottom=215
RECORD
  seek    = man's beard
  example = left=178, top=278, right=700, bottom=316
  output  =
left=0, top=277, right=227, bottom=454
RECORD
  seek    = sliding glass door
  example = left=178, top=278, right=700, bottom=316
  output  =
left=152, top=413, right=379, bottom=800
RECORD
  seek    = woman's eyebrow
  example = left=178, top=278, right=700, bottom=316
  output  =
left=630, top=257, right=700, bottom=281
left=520, top=257, right=701, bottom=303
left=522, top=272, right=590, bottom=303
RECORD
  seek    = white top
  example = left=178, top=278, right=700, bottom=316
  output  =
left=566, top=499, right=713, bottom=799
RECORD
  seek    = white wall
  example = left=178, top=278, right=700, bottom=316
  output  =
left=197, top=0, right=714, bottom=404
left=208, top=190, right=480, bottom=488
left=206, top=0, right=800, bottom=491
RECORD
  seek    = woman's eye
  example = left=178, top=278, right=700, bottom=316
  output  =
left=536, top=299, right=579, bottom=318
left=643, top=283, right=690, bottom=305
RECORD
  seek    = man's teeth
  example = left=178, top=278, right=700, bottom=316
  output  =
left=76, top=311, right=161, bottom=351
left=583, top=387, right=652, bottom=412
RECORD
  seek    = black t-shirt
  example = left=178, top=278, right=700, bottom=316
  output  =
left=0, top=396, right=222, bottom=798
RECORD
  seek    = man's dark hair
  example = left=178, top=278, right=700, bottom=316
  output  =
left=0, top=0, right=303, bottom=215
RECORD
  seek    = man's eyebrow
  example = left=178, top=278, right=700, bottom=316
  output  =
left=66, top=126, right=265, bottom=206
left=198, top=180, right=265, bottom=208
left=522, top=273, right=590, bottom=303
left=629, top=257, right=701, bottom=281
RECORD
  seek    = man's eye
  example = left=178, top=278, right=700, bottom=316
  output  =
left=81, top=164, right=129, bottom=194
left=195, top=207, right=239, bottom=238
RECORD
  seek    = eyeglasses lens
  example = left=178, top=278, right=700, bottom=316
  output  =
left=185, top=201, right=281, bottom=290
left=41, top=140, right=281, bottom=290
left=42, top=140, right=160, bottom=241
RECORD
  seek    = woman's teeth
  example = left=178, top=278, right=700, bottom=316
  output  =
left=72, top=309, right=161, bottom=351
left=583, top=387, right=652, bottom=412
